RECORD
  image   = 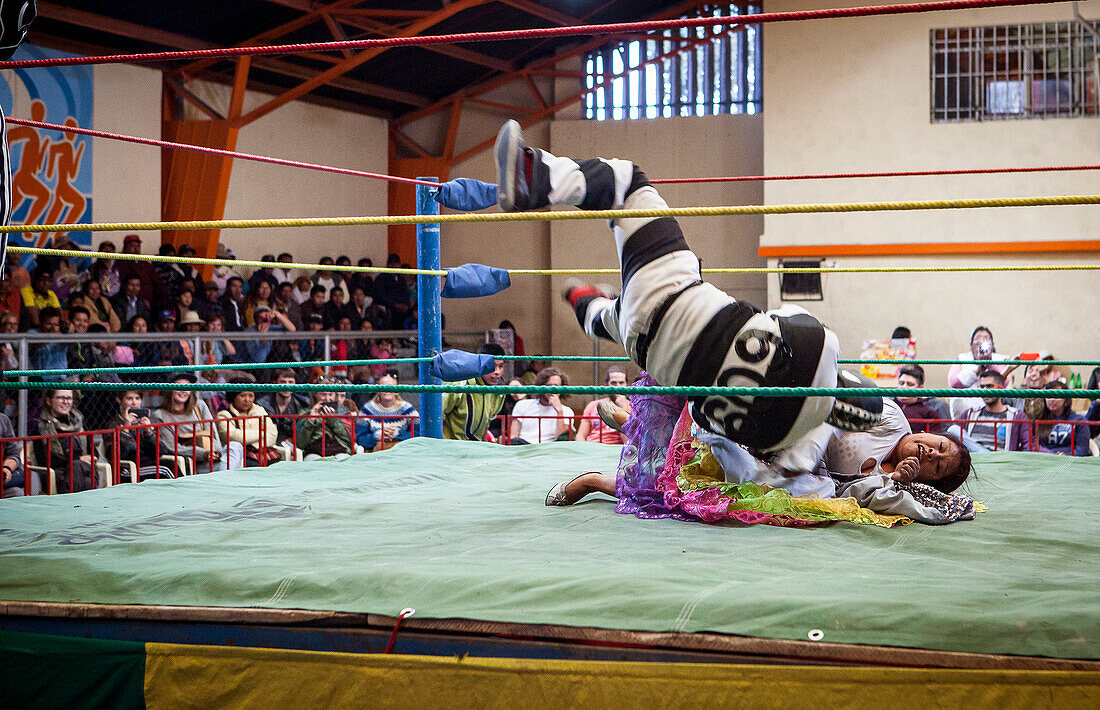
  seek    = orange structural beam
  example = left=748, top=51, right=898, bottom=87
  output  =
left=759, top=240, right=1100, bottom=258
left=387, top=156, right=449, bottom=267
left=161, top=119, right=239, bottom=274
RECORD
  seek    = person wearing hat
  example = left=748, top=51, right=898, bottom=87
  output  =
left=116, top=234, right=168, bottom=306
left=152, top=308, right=188, bottom=367
left=176, top=244, right=205, bottom=294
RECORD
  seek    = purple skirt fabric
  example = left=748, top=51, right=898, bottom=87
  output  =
left=613, top=372, right=692, bottom=520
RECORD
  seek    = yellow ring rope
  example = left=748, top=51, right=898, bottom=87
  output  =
left=2, top=194, right=1096, bottom=234
left=10, top=246, right=1100, bottom=276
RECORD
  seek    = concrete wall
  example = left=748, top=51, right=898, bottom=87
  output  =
left=85, top=69, right=389, bottom=266
left=186, top=80, right=390, bottom=266
left=90, top=64, right=162, bottom=249
left=763, top=0, right=1100, bottom=385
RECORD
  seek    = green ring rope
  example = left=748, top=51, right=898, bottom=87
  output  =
left=2, top=379, right=1095, bottom=400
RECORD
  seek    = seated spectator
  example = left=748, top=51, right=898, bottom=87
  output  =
left=347, top=258, right=374, bottom=301
left=0, top=269, right=22, bottom=325
left=894, top=364, right=950, bottom=433
left=248, top=254, right=280, bottom=295
left=51, top=254, right=84, bottom=304
left=110, top=274, right=151, bottom=327
left=348, top=287, right=373, bottom=329
left=87, top=323, right=133, bottom=367
left=0, top=312, right=20, bottom=371
left=322, top=286, right=356, bottom=331
left=313, top=256, right=349, bottom=302
left=952, top=371, right=1030, bottom=453
left=34, top=389, right=97, bottom=493
left=291, top=275, right=314, bottom=305
left=357, top=372, right=418, bottom=451
left=1035, top=381, right=1090, bottom=456
left=238, top=305, right=296, bottom=366
left=211, top=244, right=243, bottom=293
left=297, top=314, right=327, bottom=369
left=152, top=309, right=188, bottom=367
left=256, top=369, right=309, bottom=447
left=176, top=244, right=205, bottom=294
left=177, top=311, right=205, bottom=364
left=273, top=253, right=299, bottom=287
left=297, top=376, right=356, bottom=460
left=575, top=366, right=631, bottom=444
left=1, top=410, right=33, bottom=497
left=510, top=367, right=575, bottom=445
left=497, top=319, right=530, bottom=376
left=373, top=254, right=412, bottom=329
left=29, top=307, right=68, bottom=382
left=154, top=243, right=184, bottom=299
left=328, top=315, right=356, bottom=380
left=82, top=279, right=121, bottom=332
left=442, top=343, right=507, bottom=442
left=274, top=281, right=302, bottom=329
left=218, top=276, right=247, bottom=332
left=948, top=326, right=1013, bottom=419
left=65, top=306, right=97, bottom=370
left=20, top=265, right=61, bottom=329
left=109, top=390, right=177, bottom=479
left=199, top=314, right=236, bottom=367
left=124, top=315, right=159, bottom=375
left=367, top=337, right=393, bottom=382
left=173, top=289, right=198, bottom=325
left=216, top=379, right=281, bottom=467
left=1088, top=366, right=1100, bottom=440
left=243, top=279, right=274, bottom=327
left=195, top=281, right=223, bottom=321
left=117, top=234, right=167, bottom=306
left=489, top=379, right=526, bottom=440
left=90, top=241, right=121, bottom=297
left=1017, top=356, right=1063, bottom=418
left=297, top=284, right=325, bottom=325
left=154, top=374, right=243, bottom=473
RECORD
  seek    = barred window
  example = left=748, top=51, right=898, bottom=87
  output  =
left=584, top=2, right=762, bottom=121
left=931, top=20, right=1099, bottom=122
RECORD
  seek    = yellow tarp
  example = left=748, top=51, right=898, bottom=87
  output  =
left=145, top=642, right=1100, bottom=710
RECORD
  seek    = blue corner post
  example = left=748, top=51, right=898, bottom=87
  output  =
left=416, top=178, right=444, bottom=439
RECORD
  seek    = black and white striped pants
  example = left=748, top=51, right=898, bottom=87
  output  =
left=540, top=151, right=841, bottom=452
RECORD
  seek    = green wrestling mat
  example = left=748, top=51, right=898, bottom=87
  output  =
left=0, top=439, right=1097, bottom=660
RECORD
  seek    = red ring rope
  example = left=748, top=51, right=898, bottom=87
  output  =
left=9, top=117, right=1096, bottom=189
left=3, top=117, right=437, bottom=187
left=0, top=0, right=1060, bottom=69
left=650, top=165, right=1100, bottom=184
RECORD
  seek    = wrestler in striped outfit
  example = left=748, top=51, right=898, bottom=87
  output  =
left=494, top=120, right=881, bottom=454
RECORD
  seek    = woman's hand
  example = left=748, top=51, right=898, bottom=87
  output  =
left=890, top=456, right=921, bottom=484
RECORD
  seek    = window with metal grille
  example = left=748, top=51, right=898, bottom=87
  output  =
left=931, top=20, right=1099, bottom=122
left=584, top=3, right=762, bottom=121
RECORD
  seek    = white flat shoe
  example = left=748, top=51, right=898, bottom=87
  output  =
left=545, top=473, right=589, bottom=507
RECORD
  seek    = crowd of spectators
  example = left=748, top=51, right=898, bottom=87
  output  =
left=893, top=325, right=1099, bottom=458
left=3, top=252, right=1099, bottom=499
left=0, top=238, right=418, bottom=383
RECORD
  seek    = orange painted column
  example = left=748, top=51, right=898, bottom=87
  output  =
left=388, top=156, right=449, bottom=266
left=161, top=119, right=240, bottom=277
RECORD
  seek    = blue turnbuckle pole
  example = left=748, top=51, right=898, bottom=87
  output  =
left=416, top=179, right=443, bottom=438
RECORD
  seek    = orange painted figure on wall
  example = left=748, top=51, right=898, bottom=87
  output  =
left=6, top=99, right=52, bottom=230
left=40, top=117, right=86, bottom=246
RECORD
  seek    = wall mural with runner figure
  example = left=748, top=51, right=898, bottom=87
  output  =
left=0, top=44, right=92, bottom=267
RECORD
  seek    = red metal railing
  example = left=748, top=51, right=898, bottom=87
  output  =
left=5, top=414, right=1092, bottom=498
